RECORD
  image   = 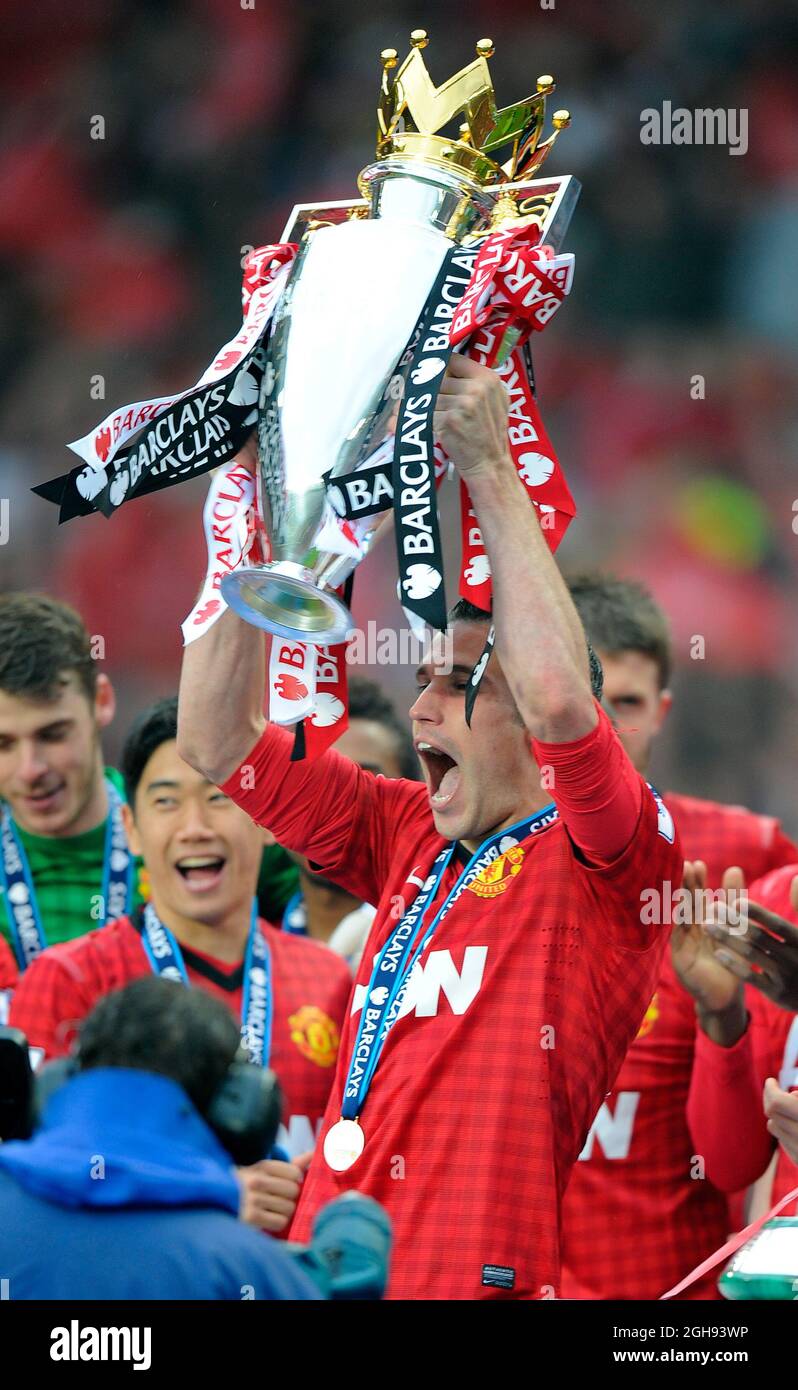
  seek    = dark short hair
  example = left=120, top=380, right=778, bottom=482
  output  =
left=122, top=696, right=179, bottom=805
left=447, top=597, right=604, bottom=703
left=0, top=593, right=97, bottom=704
left=348, top=676, right=419, bottom=780
left=447, top=597, right=490, bottom=626
left=567, top=574, right=672, bottom=690
left=77, top=977, right=240, bottom=1116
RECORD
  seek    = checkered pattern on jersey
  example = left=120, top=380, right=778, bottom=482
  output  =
left=225, top=722, right=680, bottom=1299
left=560, top=799, right=798, bottom=1300
left=666, top=793, right=797, bottom=888
left=749, top=867, right=798, bottom=1216
left=0, top=935, right=17, bottom=991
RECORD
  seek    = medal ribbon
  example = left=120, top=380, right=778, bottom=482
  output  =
left=140, top=899, right=272, bottom=1067
left=0, top=777, right=132, bottom=971
left=101, top=780, right=134, bottom=924
left=340, top=804, right=559, bottom=1122
left=281, top=890, right=307, bottom=936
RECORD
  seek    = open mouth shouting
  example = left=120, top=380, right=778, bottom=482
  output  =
left=174, top=854, right=227, bottom=894
left=415, top=740, right=462, bottom=811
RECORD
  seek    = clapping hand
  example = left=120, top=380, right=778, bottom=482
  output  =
left=702, top=873, right=798, bottom=1014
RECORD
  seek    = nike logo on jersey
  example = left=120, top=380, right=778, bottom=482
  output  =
left=352, top=946, right=488, bottom=1021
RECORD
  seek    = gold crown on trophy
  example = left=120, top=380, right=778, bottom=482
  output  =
left=375, top=30, right=571, bottom=185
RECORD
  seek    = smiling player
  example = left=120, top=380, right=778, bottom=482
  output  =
left=0, top=594, right=141, bottom=977
left=9, top=697, right=351, bottom=1232
left=177, top=356, right=683, bottom=1298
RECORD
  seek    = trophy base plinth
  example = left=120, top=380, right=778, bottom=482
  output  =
left=220, top=564, right=353, bottom=645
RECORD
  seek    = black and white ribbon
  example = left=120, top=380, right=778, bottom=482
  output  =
left=391, top=244, right=477, bottom=632
left=33, top=247, right=294, bottom=523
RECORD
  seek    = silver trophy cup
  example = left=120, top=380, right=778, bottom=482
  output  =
left=221, top=38, right=579, bottom=644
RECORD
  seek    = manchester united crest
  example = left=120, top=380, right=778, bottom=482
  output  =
left=466, top=845, right=526, bottom=900
left=289, top=1005, right=341, bottom=1068
left=635, top=993, right=659, bottom=1040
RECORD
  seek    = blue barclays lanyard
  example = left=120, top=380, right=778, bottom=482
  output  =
left=281, top=890, right=307, bottom=936
left=0, top=777, right=132, bottom=970
left=340, top=804, right=558, bottom=1122
left=140, top=898, right=272, bottom=1067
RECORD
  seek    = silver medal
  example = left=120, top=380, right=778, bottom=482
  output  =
left=323, top=1118, right=365, bottom=1172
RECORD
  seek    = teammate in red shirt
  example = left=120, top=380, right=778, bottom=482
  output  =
left=687, top=864, right=798, bottom=1215
left=560, top=575, right=798, bottom=1299
left=10, top=697, right=351, bottom=1233
left=0, top=934, right=16, bottom=1019
left=178, top=360, right=682, bottom=1299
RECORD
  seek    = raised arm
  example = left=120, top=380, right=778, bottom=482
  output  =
left=176, top=441, right=265, bottom=785
left=178, top=606, right=266, bottom=786
left=176, top=448, right=429, bottom=905
left=434, top=354, right=596, bottom=743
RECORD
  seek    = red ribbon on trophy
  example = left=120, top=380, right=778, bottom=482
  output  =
left=448, top=221, right=576, bottom=614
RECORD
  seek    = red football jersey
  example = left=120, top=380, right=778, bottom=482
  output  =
left=0, top=934, right=17, bottom=991
left=765, top=1011, right=798, bottom=1213
left=752, top=867, right=798, bottom=1212
left=8, top=915, right=352, bottom=1158
left=689, top=986, right=797, bottom=1206
left=560, top=795, right=798, bottom=1300
left=221, top=717, right=681, bottom=1300
left=0, top=933, right=16, bottom=1024
left=664, top=793, right=798, bottom=887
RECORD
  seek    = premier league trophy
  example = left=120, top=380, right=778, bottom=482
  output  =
left=38, top=29, right=580, bottom=658
left=219, top=31, right=580, bottom=644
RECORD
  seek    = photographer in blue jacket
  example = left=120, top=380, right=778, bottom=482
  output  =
left=0, top=978, right=320, bottom=1300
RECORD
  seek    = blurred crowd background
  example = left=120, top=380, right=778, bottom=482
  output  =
left=1, top=0, right=796, bottom=830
